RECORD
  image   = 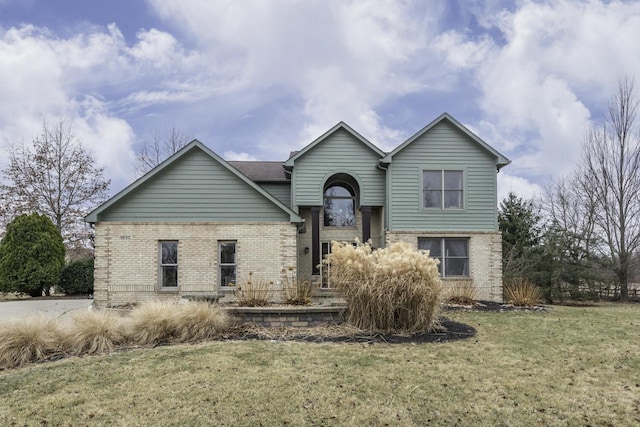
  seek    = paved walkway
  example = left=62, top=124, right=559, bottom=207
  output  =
left=0, top=298, right=93, bottom=322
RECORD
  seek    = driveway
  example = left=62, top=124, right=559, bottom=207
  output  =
left=0, top=298, right=93, bottom=322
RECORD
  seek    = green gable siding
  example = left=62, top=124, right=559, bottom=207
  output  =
left=259, top=182, right=292, bottom=208
left=99, top=149, right=290, bottom=222
left=292, top=128, right=385, bottom=208
left=388, top=121, right=498, bottom=231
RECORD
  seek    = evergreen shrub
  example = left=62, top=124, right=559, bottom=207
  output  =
left=59, top=259, right=94, bottom=295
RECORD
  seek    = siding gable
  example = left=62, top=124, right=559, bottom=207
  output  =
left=287, top=125, right=386, bottom=208
left=86, top=142, right=299, bottom=223
left=386, top=118, right=507, bottom=231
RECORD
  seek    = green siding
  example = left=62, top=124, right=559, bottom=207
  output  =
left=260, top=182, right=292, bottom=208
left=388, top=121, right=498, bottom=231
left=292, top=128, right=385, bottom=208
left=99, top=149, right=290, bottom=222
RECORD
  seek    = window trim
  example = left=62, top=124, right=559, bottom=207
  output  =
left=418, top=237, right=470, bottom=278
left=218, top=240, right=237, bottom=288
left=158, top=241, right=179, bottom=290
left=422, top=169, right=465, bottom=210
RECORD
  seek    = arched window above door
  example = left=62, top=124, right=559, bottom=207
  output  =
left=323, top=175, right=358, bottom=227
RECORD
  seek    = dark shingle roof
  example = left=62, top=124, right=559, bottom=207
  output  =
left=228, top=161, right=288, bottom=182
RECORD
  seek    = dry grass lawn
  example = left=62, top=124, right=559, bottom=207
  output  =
left=1, top=304, right=639, bottom=426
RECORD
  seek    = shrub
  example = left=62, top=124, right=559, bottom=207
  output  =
left=234, top=272, right=272, bottom=306
left=326, top=240, right=442, bottom=333
left=0, top=317, right=61, bottom=369
left=0, top=213, right=65, bottom=297
left=61, top=310, right=127, bottom=355
left=58, top=259, right=94, bottom=295
left=504, top=277, right=542, bottom=307
left=282, top=268, right=313, bottom=305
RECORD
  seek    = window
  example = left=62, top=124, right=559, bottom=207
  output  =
left=159, top=241, right=178, bottom=288
left=219, top=241, right=237, bottom=287
left=418, top=237, right=469, bottom=277
left=323, top=184, right=356, bottom=227
left=423, top=170, right=463, bottom=209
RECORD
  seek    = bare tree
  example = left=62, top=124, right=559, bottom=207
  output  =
left=0, top=120, right=110, bottom=245
left=579, top=77, right=640, bottom=300
left=135, top=128, right=192, bottom=176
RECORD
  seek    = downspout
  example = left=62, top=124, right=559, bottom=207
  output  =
left=376, top=159, right=390, bottom=248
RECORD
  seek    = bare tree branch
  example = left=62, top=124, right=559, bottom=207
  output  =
left=579, top=77, right=640, bottom=300
left=0, top=120, right=110, bottom=248
left=135, top=127, right=192, bottom=176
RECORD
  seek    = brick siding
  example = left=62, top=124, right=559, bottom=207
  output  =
left=93, top=222, right=297, bottom=307
left=385, top=231, right=503, bottom=302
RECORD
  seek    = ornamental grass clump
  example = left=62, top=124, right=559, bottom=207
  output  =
left=128, top=301, right=231, bottom=346
left=504, top=277, right=542, bottom=307
left=128, top=301, right=180, bottom=346
left=172, top=301, right=231, bottom=343
left=282, top=267, right=313, bottom=305
left=444, top=282, right=478, bottom=305
left=235, top=272, right=273, bottom=306
left=61, top=309, right=128, bottom=355
left=0, top=317, right=61, bottom=370
left=326, top=240, right=442, bottom=333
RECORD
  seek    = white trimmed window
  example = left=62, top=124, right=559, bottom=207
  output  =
left=418, top=237, right=469, bottom=277
left=219, top=241, right=237, bottom=287
left=159, top=241, right=178, bottom=288
left=423, top=170, right=463, bottom=209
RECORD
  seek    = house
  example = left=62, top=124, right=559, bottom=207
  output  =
left=85, top=113, right=510, bottom=307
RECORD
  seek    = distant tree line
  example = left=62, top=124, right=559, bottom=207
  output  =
left=500, top=78, right=640, bottom=302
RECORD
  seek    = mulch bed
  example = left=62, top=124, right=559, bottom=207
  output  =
left=218, top=301, right=546, bottom=345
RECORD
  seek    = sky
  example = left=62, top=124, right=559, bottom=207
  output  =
left=1, top=0, right=639, bottom=203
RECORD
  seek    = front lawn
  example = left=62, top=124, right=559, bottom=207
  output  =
left=1, top=304, right=639, bottom=426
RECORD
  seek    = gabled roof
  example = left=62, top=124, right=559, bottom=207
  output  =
left=284, top=121, right=386, bottom=168
left=228, top=161, right=288, bottom=182
left=380, top=113, right=510, bottom=170
left=85, top=140, right=302, bottom=223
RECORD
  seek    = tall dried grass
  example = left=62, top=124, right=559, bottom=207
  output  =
left=61, top=310, right=128, bottom=355
left=0, top=317, right=61, bottom=369
left=326, top=240, right=442, bottom=333
left=235, top=272, right=273, bottom=306
left=504, top=277, right=542, bottom=307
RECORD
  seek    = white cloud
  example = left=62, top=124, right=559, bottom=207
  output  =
left=0, top=23, right=200, bottom=190
left=223, top=151, right=258, bottom=161
left=146, top=0, right=448, bottom=151
left=498, top=172, right=544, bottom=203
left=434, top=0, right=640, bottom=192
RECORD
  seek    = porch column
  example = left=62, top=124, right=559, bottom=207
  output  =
left=361, top=206, right=371, bottom=243
left=311, top=206, right=321, bottom=275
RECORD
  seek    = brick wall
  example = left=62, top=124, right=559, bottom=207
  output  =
left=385, top=231, right=503, bottom=302
left=93, top=222, right=297, bottom=307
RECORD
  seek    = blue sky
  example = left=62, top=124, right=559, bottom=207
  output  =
left=1, top=0, right=639, bottom=202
